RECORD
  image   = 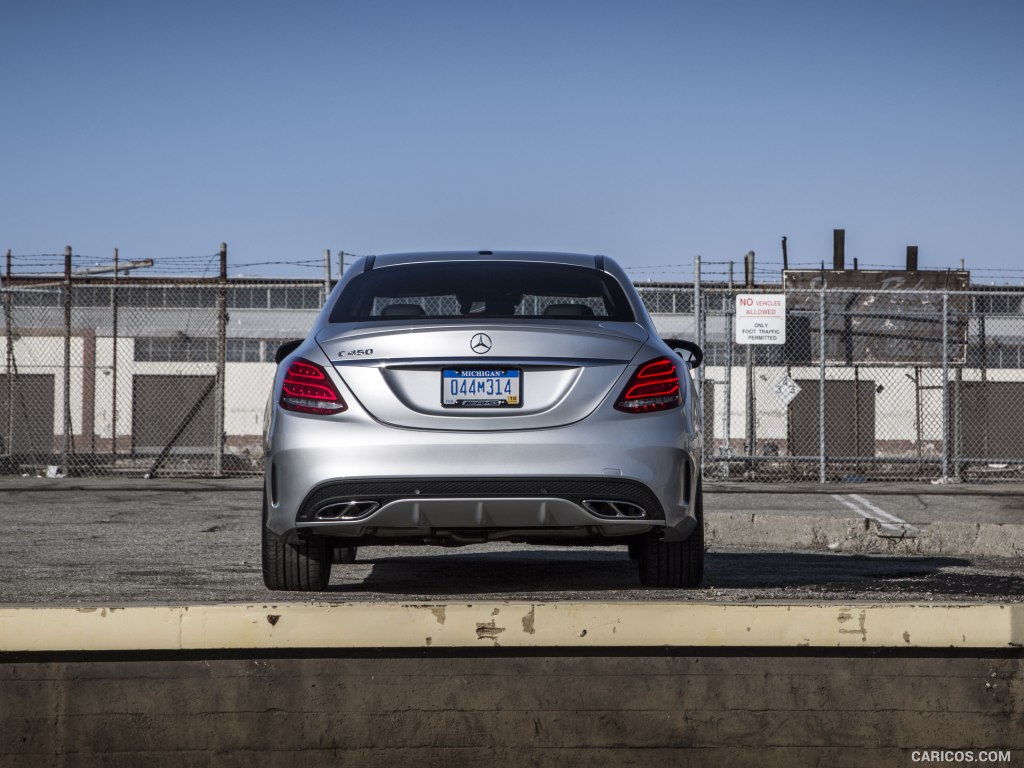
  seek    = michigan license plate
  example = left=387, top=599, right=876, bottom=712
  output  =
left=442, top=368, right=522, bottom=408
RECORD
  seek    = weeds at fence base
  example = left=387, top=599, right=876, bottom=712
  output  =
left=0, top=452, right=260, bottom=478
left=705, top=458, right=1024, bottom=485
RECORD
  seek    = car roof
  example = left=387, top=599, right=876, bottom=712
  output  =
left=370, top=251, right=604, bottom=269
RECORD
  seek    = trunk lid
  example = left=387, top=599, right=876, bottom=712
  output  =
left=316, top=321, right=648, bottom=430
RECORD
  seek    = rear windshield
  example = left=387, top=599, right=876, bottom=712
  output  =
left=329, top=261, right=636, bottom=323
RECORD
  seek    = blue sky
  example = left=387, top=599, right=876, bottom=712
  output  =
left=2, top=1, right=1022, bottom=282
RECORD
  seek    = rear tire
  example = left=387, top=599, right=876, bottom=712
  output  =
left=637, top=482, right=704, bottom=588
left=262, top=492, right=332, bottom=591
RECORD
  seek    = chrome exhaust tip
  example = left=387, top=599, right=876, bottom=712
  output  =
left=583, top=500, right=647, bottom=519
left=314, top=500, right=380, bottom=521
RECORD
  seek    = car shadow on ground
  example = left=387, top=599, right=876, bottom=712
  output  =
left=323, top=549, right=1021, bottom=599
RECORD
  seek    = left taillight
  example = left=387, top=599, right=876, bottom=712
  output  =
left=279, top=358, right=347, bottom=415
left=614, top=356, right=681, bottom=413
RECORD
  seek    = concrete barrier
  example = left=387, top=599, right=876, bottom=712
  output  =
left=2, top=602, right=1024, bottom=651
left=707, top=513, right=1024, bottom=558
left=2, top=602, right=1023, bottom=766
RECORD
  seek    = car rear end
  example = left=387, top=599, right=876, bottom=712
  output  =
left=262, top=252, right=703, bottom=590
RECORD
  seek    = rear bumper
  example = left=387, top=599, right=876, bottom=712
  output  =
left=289, top=476, right=696, bottom=543
left=265, top=407, right=699, bottom=543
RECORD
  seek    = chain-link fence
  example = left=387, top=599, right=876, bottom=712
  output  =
left=0, top=278, right=323, bottom=477
left=3, top=268, right=1024, bottom=482
left=643, top=283, right=1024, bottom=483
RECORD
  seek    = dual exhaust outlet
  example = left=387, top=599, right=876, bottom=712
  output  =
left=582, top=500, right=647, bottom=519
left=314, top=498, right=646, bottom=521
left=314, top=501, right=380, bottom=521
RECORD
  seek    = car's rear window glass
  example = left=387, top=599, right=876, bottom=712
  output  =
left=329, top=262, right=636, bottom=322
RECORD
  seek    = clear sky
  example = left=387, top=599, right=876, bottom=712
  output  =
left=2, top=1, right=1022, bottom=283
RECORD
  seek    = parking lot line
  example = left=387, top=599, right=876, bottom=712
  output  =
left=830, top=493, right=920, bottom=537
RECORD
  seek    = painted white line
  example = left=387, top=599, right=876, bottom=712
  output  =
left=830, top=494, right=920, bottom=537
left=830, top=493, right=879, bottom=521
left=848, top=494, right=910, bottom=525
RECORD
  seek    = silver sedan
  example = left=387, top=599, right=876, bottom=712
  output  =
left=262, top=251, right=704, bottom=590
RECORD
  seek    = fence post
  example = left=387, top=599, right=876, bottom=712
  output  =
left=818, top=283, right=826, bottom=483
left=693, top=254, right=704, bottom=477
left=941, top=291, right=950, bottom=482
left=213, top=243, right=227, bottom=477
left=744, top=252, right=755, bottom=476
left=724, top=262, right=734, bottom=460
left=3, top=250, right=12, bottom=459
left=63, top=246, right=72, bottom=476
left=323, top=249, right=333, bottom=306
left=111, top=248, right=119, bottom=457
left=914, top=366, right=923, bottom=470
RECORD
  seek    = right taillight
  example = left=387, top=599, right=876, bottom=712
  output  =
left=279, top=358, right=347, bottom=415
left=614, top=356, right=681, bottom=414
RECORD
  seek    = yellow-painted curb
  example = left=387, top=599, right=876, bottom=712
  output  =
left=1, top=603, right=1022, bottom=652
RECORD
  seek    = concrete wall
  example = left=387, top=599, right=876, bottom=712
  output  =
left=2, top=652, right=1022, bottom=767
left=2, top=603, right=1023, bottom=765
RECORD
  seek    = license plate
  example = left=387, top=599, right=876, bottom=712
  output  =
left=442, top=368, right=522, bottom=408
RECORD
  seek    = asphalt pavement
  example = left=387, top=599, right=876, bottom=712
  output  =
left=0, top=476, right=1022, bottom=605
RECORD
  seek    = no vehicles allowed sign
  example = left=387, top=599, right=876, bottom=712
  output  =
left=735, top=294, right=786, bottom=345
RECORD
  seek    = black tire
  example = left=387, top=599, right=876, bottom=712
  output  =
left=636, top=482, right=704, bottom=588
left=261, top=492, right=332, bottom=591
left=332, top=546, right=358, bottom=564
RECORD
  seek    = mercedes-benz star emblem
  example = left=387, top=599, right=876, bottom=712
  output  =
left=470, top=333, right=492, bottom=354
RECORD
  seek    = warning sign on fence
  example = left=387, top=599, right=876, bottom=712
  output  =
left=735, top=294, right=786, bottom=345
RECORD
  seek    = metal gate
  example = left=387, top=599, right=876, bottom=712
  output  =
left=131, top=374, right=216, bottom=457
left=0, top=373, right=55, bottom=463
